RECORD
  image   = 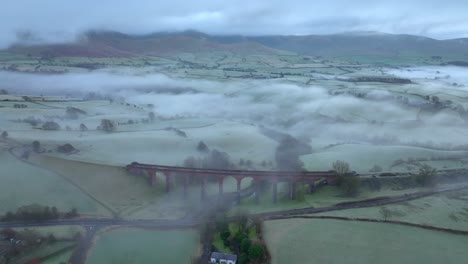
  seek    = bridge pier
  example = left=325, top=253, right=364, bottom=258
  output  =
left=183, top=175, right=189, bottom=200
left=254, top=180, right=260, bottom=204
left=309, top=181, right=316, bottom=193
left=272, top=181, right=278, bottom=203
left=291, top=181, right=297, bottom=200
left=287, top=181, right=297, bottom=200
left=218, top=177, right=224, bottom=195
left=201, top=177, right=206, bottom=201
left=236, top=177, right=242, bottom=204
left=148, top=170, right=157, bottom=187
left=164, top=172, right=172, bottom=192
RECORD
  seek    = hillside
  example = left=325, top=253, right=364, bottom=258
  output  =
left=7, top=31, right=281, bottom=58
left=4, top=30, right=468, bottom=64
left=247, top=33, right=468, bottom=59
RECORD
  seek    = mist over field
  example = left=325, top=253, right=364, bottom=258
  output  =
left=2, top=65, right=468, bottom=149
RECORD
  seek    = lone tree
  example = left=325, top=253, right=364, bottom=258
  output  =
left=333, top=160, right=350, bottom=176
left=42, top=121, right=60, bottom=131
left=415, top=164, right=437, bottom=187
left=98, top=119, right=116, bottom=132
left=380, top=207, right=392, bottom=221
left=333, top=160, right=359, bottom=197
left=1, top=131, right=8, bottom=139
left=79, top=124, right=88, bottom=132
left=148, top=112, right=156, bottom=122
left=32, top=141, right=41, bottom=153
left=197, top=141, right=209, bottom=153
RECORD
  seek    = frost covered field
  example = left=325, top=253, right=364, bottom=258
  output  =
left=2, top=65, right=468, bottom=215
left=87, top=228, right=199, bottom=264
left=1, top=59, right=468, bottom=264
left=264, top=218, right=468, bottom=264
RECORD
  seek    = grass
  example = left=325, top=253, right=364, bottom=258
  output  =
left=230, top=183, right=434, bottom=215
left=301, top=144, right=468, bottom=173
left=0, top=148, right=106, bottom=216
left=87, top=228, right=200, bottom=264
left=212, top=233, right=232, bottom=253
left=264, top=218, right=468, bottom=264
left=29, top=154, right=169, bottom=218
left=40, top=248, right=74, bottom=264
left=313, top=188, right=468, bottom=231
left=10, top=241, right=76, bottom=264
left=13, top=226, right=84, bottom=239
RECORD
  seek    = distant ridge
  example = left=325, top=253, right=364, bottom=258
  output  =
left=6, top=30, right=468, bottom=60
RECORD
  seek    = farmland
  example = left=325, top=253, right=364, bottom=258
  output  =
left=1, top=43, right=468, bottom=264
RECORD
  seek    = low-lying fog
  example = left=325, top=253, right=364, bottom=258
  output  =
left=2, top=65, right=468, bottom=149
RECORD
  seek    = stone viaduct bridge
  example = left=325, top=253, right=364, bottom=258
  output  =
left=126, top=162, right=338, bottom=203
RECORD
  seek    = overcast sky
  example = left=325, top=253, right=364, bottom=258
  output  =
left=1, top=0, right=467, bottom=48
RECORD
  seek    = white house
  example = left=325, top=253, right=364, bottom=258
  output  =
left=210, top=252, right=237, bottom=264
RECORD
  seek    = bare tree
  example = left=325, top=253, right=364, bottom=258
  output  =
left=380, top=207, right=392, bottom=221
left=79, top=124, right=88, bottom=132
left=333, top=160, right=350, bottom=176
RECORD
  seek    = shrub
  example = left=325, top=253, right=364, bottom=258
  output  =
left=57, top=144, right=77, bottom=154
left=98, top=119, right=116, bottom=132
left=65, top=107, right=86, bottom=119
left=79, top=124, right=88, bottom=131
left=32, top=141, right=41, bottom=153
left=238, top=253, right=249, bottom=264
left=340, top=176, right=360, bottom=197
left=248, top=243, right=265, bottom=261
left=240, top=238, right=251, bottom=253
left=295, top=184, right=306, bottom=201
left=415, top=164, right=437, bottom=186
left=42, top=121, right=60, bottom=131
left=197, top=141, right=209, bottom=153
left=369, top=165, right=383, bottom=173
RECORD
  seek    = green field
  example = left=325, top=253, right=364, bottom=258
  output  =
left=314, top=188, right=468, bottom=231
left=264, top=218, right=468, bottom=264
left=230, top=182, right=445, bottom=215
left=0, top=147, right=106, bottom=216
left=87, top=228, right=200, bottom=264
left=302, top=144, right=468, bottom=173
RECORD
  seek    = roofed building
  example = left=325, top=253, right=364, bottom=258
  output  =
left=210, top=252, right=237, bottom=264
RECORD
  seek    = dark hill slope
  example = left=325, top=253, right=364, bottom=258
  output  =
left=245, top=33, right=468, bottom=58
left=6, top=31, right=468, bottom=61
left=8, top=31, right=280, bottom=58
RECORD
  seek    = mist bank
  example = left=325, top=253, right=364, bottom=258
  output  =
left=2, top=65, right=468, bottom=149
